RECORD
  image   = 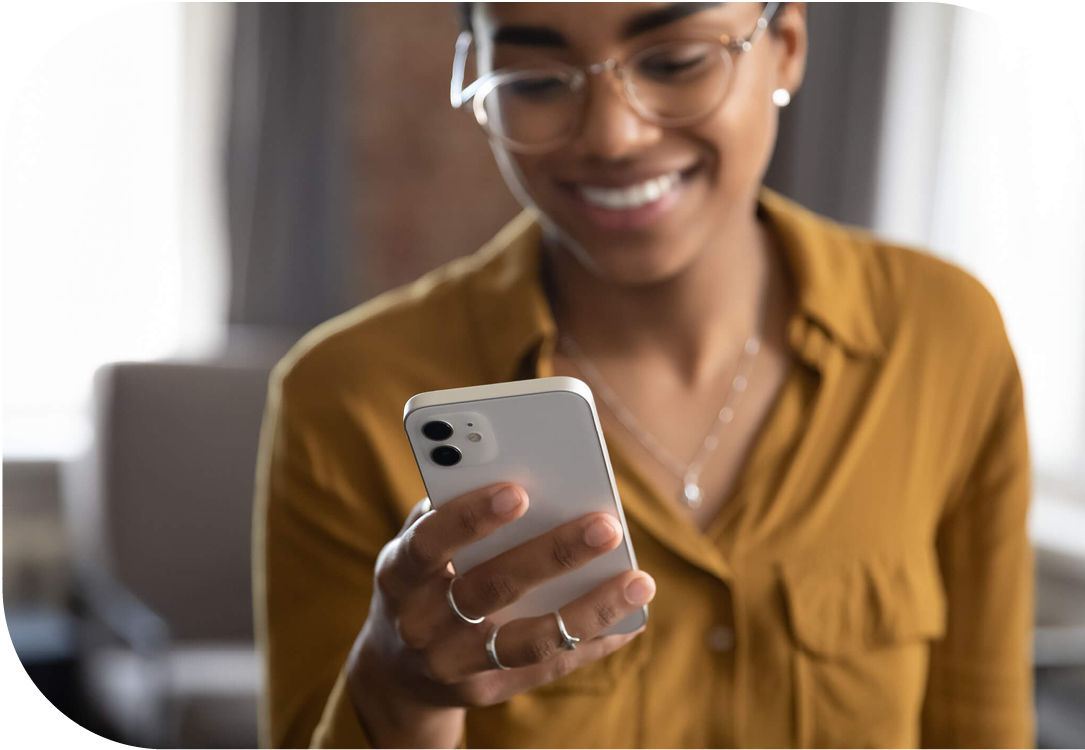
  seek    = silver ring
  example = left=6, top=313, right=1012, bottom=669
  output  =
left=555, top=610, right=580, bottom=651
left=486, top=623, right=510, bottom=671
left=446, top=576, right=485, bottom=625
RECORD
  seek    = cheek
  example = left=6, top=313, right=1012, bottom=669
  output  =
left=512, top=156, right=549, bottom=188
left=502, top=151, right=550, bottom=193
left=489, top=145, right=552, bottom=207
left=690, top=81, right=778, bottom=193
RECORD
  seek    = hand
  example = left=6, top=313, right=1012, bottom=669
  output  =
left=345, top=482, right=655, bottom=747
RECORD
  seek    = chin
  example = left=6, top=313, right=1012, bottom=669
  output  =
left=531, top=164, right=716, bottom=285
left=574, top=234, right=697, bottom=287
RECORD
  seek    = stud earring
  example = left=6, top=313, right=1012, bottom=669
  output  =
left=772, top=88, right=791, bottom=107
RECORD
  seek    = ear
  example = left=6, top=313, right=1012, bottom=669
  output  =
left=771, top=2, right=808, bottom=96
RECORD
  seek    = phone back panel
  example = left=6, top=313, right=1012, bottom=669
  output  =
left=403, top=377, right=645, bottom=634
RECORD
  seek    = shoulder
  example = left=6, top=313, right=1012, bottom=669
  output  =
left=849, top=231, right=1024, bottom=461
left=268, top=211, right=538, bottom=411
left=859, top=233, right=1016, bottom=375
left=271, top=254, right=481, bottom=409
left=762, top=188, right=1013, bottom=372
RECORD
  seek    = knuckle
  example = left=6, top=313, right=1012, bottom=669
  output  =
left=546, top=655, right=575, bottom=683
left=477, top=573, right=518, bottom=608
left=403, top=530, right=438, bottom=571
left=593, top=600, right=620, bottom=629
left=422, top=652, right=457, bottom=686
left=394, top=617, right=428, bottom=651
left=458, top=681, right=499, bottom=708
left=458, top=503, right=483, bottom=538
left=524, top=632, right=559, bottom=664
left=550, top=536, right=579, bottom=572
left=374, top=564, right=397, bottom=597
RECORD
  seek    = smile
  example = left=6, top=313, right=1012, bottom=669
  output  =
left=576, top=171, right=682, bottom=211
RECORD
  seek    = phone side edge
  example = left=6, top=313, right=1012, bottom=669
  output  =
left=563, top=377, right=648, bottom=634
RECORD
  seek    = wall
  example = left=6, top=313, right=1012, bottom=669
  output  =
left=350, top=3, right=522, bottom=298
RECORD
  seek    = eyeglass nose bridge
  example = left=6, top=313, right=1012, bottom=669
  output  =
left=585, top=58, right=618, bottom=76
left=579, top=57, right=633, bottom=101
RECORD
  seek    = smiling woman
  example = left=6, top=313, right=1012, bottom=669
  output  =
left=254, top=3, right=1034, bottom=748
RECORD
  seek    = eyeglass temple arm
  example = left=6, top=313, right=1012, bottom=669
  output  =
left=451, top=31, right=484, bottom=108
left=750, top=2, right=780, bottom=44
left=726, top=1, right=780, bottom=48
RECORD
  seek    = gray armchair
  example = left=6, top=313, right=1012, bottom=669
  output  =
left=60, top=335, right=293, bottom=747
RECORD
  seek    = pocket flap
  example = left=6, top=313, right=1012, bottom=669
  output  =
left=781, top=547, right=947, bottom=656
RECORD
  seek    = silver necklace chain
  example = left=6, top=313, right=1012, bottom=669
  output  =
left=557, top=286, right=770, bottom=510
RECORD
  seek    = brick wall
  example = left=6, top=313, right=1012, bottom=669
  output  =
left=350, top=3, right=522, bottom=298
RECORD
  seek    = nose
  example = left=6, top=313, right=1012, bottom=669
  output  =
left=570, top=70, right=662, bottom=162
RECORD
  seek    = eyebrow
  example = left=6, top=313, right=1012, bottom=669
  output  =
left=623, top=2, right=724, bottom=38
left=492, top=2, right=725, bottom=48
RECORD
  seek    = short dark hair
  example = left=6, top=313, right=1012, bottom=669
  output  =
left=457, top=3, right=789, bottom=35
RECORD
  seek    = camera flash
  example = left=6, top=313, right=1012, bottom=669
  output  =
left=467, top=432, right=482, bottom=442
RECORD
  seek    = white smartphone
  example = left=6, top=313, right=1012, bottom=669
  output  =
left=402, top=375, right=647, bottom=635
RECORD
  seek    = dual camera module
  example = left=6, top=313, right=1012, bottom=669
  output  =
left=422, top=419, right=473, bottom=467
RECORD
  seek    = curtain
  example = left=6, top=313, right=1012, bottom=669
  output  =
left=872, top=3, right=1085, bottom=486
left=224, top=3, right=356, bottom=330
left=764, top=3, right=894, bottom=228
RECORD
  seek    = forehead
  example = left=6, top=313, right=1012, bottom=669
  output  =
left=473, top=2, right=752, bottom=46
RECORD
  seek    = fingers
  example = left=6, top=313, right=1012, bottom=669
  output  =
left=379, top=483, right=528, bottom=594
left=451, top=512, right=625, bottom=619
left=492, top=570, right=655, bottom=671
left=436, top=570, right=654, bottom=680
left=487, top=629, right=645, bottom=699
left=399, top=496, right=433, bottom=534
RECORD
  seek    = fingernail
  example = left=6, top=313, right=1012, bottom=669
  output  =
left=624, top=575, right=655, bottom=606
left=583, top=516, right=619, bottom=547
left=492, top=486, right=524, bottom=514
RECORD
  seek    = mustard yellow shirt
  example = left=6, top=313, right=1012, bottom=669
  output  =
left=253, top=186, right=1033, bottom=748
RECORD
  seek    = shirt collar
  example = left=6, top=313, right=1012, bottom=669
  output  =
left=465, top=185, right=886, bottom=383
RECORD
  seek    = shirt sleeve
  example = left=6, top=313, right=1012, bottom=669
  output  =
left=921, top=343, right=1035, bottom=747
left=253, top=357, right=399, bottom=749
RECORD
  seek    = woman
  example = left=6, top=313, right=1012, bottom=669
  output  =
left=254, top=3, right=1033, bottom=747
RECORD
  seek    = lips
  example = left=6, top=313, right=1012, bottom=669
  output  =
left=577, top=172, right=681, bottom=210
left=556, top=163, right=702, bottom=231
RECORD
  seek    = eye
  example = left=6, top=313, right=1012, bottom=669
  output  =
left=635, top=43, right=717, bottom=83
left=506, top=74, right=568, bottom=101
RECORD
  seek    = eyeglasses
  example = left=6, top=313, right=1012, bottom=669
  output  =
left=450, top=2, right=780, bottom=154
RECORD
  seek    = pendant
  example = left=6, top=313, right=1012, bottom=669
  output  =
left=683, top=482, right=702, bottom=508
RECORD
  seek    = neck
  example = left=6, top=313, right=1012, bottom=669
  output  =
left=541, top=196, right=785, bottom=390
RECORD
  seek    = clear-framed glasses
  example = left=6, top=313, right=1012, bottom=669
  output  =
left=450, top=2, right=780, bottom=154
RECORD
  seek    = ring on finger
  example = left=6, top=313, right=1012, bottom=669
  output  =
left=486, top=623, right=511, bottom=671
left=446, top=575, right=485, bottom=625
left=554, top=610, right=580, bottom=651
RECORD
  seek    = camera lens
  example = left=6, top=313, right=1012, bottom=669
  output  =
left=422, top=420, right=453, bottom=441
left=431, top=445, right=462, bottom=467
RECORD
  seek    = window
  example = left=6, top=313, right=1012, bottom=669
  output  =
left=875, top=4, right=1085, bottom=555
left=2, top=4, right=229, bottom=459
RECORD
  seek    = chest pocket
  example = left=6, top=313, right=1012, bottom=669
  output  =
left=781, top=547, right=947, bottom=747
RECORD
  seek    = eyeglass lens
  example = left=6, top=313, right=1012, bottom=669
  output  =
left=479, top=41, right=734, bottom=151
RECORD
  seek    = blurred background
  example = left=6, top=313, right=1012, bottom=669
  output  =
left=2, top=2, right=1084, bottom=747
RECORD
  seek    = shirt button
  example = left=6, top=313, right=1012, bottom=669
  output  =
left=707, top=625, right=735, bottom=652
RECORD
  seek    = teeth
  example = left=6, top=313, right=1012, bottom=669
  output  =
left=579, top=172, right=680, bottom=210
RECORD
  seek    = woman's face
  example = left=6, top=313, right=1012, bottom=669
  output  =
left=471, top=2, right=807, bottom=285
